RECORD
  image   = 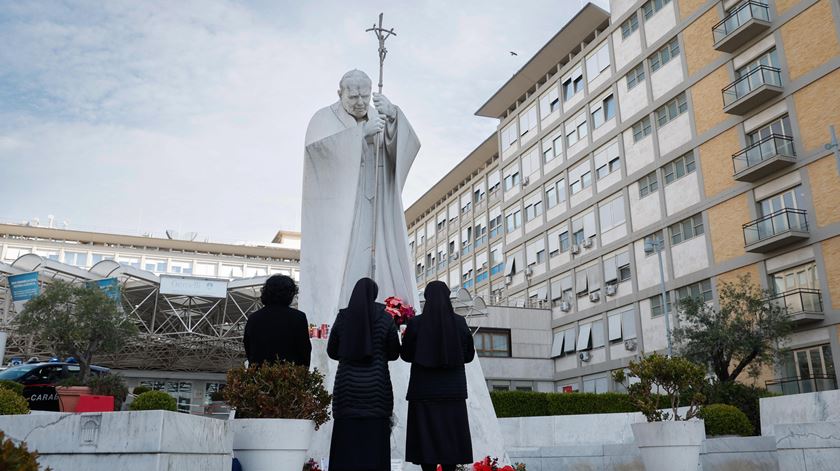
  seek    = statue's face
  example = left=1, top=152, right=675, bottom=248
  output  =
left=339, top=80, right=371, bottom=119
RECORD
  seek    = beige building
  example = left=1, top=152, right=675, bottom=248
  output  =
left=405, top=0, right=840, bottom=394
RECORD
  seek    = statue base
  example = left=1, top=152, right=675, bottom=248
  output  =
left=307, top=340, right=509, bottom=470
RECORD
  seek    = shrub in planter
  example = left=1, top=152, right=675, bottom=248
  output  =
left=132, top=386, right=152, bottom=395
left=0, top=388, right=30, bottom=415
left=88, top=373, right=128, bottom=411
left=612, top=353, right=706, bottom=422
left=0, top=431, right=47, bottom=471
left=224, top=362, right=331, bottom=429
left=699, top=404, right=754, bottom=436
left=129, top=391, right=177, bottom=412
left=0, top=380, right=24, bottom=396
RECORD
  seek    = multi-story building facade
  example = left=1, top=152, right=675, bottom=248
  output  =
left=405, top=0, right=840, bottom=395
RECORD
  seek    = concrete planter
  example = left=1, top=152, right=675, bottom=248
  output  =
left=0, top=410, right=232, bottom=470
left=56, top=386, right=91, bottom=412
left=232, top=418, right=315, bottom=471
left=631, top=420, right=705, bottom=471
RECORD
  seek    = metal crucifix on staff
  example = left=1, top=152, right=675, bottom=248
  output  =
left=366, top=13, right=397, bottom=279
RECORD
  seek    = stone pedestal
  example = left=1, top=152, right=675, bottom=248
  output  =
left=307, top=340, right=508, bottom=470
left=0, top=410, right=232, bottom=471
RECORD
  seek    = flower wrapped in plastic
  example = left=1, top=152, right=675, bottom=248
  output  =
left=383, top=296, right=416, bottom=327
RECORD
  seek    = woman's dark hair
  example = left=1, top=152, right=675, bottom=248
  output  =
left=260, top=275, right=298, bottom=307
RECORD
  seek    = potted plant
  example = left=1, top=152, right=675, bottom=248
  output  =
left=224, top=362, right=331, bottom=471
left=612, top=353, right=706, bottom=471
left=15, top=281, right=137, bottom=412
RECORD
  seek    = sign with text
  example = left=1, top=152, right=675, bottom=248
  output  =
left=8, top=272, right=40, bottom=302
left=87, top=277, right=120, bottom=302
left=159, top=275, right=228, bottom=298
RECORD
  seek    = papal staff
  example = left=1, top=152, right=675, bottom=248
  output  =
left=365, top=13, right=396, bottom=280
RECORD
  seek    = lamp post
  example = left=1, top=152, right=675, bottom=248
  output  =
left=644, top=235, right=672, bottom=357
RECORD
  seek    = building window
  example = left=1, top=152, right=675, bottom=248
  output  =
left=748, top=114, right=792, bottom=145
left=505, top=210, right=522, bottom=232
left=596, top=154, right=621, bottom=180
left=501, top=122, right=517, bottom=150
left=489, top=212, right=502, bottom=238
left=473, top=329, right=511, bottom=357
left=566, top=115, right=589, bottom=147
left=638, top=171, right=659, bottom=198
left=655, top=93, right=688, bottom=128
left=650, top=292, right=672, bottom=318
left=643, top=0, right=672, bottom=20
left=559, top=231, right=571, bottom=252
left=503, top=170, right=521, bottom=191
left=650, top=37, right=680, bottom=73
left=117, top=256, right=141, bottom=269
left=676, top=279, right=713, bottom=303
left=664, top=152, right=696, bottom=184
left=563, top=67, right=584, bottom=101
left=737, top=48, right=778, bottom=79
left=632, top=116, right=652, bottom=142
left=540, top=87, right=561, bottom=119
left=586, top=43, right=611, bottom=83
left=63, top=251, right=88, bottom=267
left=519, top=106, right=537, bottom=137
left=592, top=94, right=616, bottom=129
left=525, top=198, right=544, bottom=222
left=599, top=196, right=626, bottom=232
left=608, top=307, right=637, bottom=342
left=644, top=231, right=664, bottom=257
left=626, top=63, right=645, bottom=90
left=669, top=214, right=704, bottom=245
left=621, top=13, right=639, bottom=39
left=90, top=253, right=114, bottom=265
left=144, top=259, right=167, bottom=273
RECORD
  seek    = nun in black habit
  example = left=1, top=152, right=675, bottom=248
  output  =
left=327, top=278, right=401, bottom=471
left=401, top=281, right=476, bottom=471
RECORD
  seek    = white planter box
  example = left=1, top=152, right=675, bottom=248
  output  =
left=632, top=420, right=705, bottom=471
left=232, top=418, right=314, bottom=471
left=0, top=410, right=232, bottom=471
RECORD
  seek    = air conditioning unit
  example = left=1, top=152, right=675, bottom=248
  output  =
left=582, top=238, right=593, bottom=249
left=525, top=267, right=533, bottom=277
left=522, top=176, right=530, bottom=186
left=504, top=275, right=512, bottom=285
left=452, top=253, right=459, bottom=260
left=560, top=301, right=572, bottom=312
left=578, top=351, right=591, bottom=362
left=589, top=291, right=601, bottom=302
left=624, top=339, right=638, bottom=351
left=605, top=284, right=617, bottom=296
left=481, top=261, right=488, bottom=268
left=571, top=245, right=581, bottom=254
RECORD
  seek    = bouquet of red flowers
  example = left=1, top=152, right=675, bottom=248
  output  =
left=384, top=296, right=416, bottom=327
left=440, top=456, right=524, bottom=471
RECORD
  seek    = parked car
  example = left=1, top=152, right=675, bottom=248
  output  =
left=0, top=362, right=110, bottom=411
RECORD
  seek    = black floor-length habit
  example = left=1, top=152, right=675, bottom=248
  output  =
left=401, top=281, right=475, bottom=467
left=327, top=278, right=401, bottom=471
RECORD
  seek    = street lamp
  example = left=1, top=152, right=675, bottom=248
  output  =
left=644, top=234, right=672, bottom=357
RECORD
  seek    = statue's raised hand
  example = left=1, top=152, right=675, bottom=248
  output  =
left=372, top=93, right=396, bottom=120
left=364, top=112, right=385, bottom=138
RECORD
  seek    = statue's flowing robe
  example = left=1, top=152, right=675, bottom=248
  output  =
left=300, top=101, right=420, bottom=326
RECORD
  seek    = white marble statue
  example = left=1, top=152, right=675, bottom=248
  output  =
left=300, top=70, right=508, bottom=469
left=300, top=69, right=420, bottom=322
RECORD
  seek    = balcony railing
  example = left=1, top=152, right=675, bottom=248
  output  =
left=743, top=208, right=809, bottom=252
left=712, top=1, right=771, bottom=52
left=766, top=375, right=837, bottom=396
left=768, top=288, right=824, bottom=323
left=723, top=65, right=783, bottom=114
left=732, top=134, right=796, bottom=181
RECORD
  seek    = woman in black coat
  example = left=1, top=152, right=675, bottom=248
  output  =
left=327, top=278, right=401, bottom=471
left=401, top=281, right=475, bottom=471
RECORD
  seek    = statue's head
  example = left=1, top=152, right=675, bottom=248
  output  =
left=337, top=69, right=372, bottom=120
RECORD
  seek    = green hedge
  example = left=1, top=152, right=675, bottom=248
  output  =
left=492, top=391, right=650, bottom=418
left=699, top=404, right=754, bottom=436
left=703, top=382, right=775, bottom=436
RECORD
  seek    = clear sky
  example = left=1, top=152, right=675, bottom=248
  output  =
left=0, top=0, right=609, bottom=243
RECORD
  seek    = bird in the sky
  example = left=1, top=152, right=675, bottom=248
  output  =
left=509, top=51, right=518, bottom=56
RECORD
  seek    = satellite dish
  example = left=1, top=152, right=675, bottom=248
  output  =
left=473, top=296, right=487, bottom=312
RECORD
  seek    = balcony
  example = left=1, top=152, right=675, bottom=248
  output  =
left=743, top=208, right=809, bottom=253
left=732, top=134, right=796, bottom=182
left=768, top=288, right=824, bottom=324
left=712, top=1, right=771, bottom=53
left=723, top=65, right=783, bottom=115
left=766, top=375, right=837, bottom=396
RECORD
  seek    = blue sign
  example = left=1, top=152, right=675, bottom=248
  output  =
left=8, top=272, right=40, bottom=302
left=88, top=278, right=120, bottom=302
